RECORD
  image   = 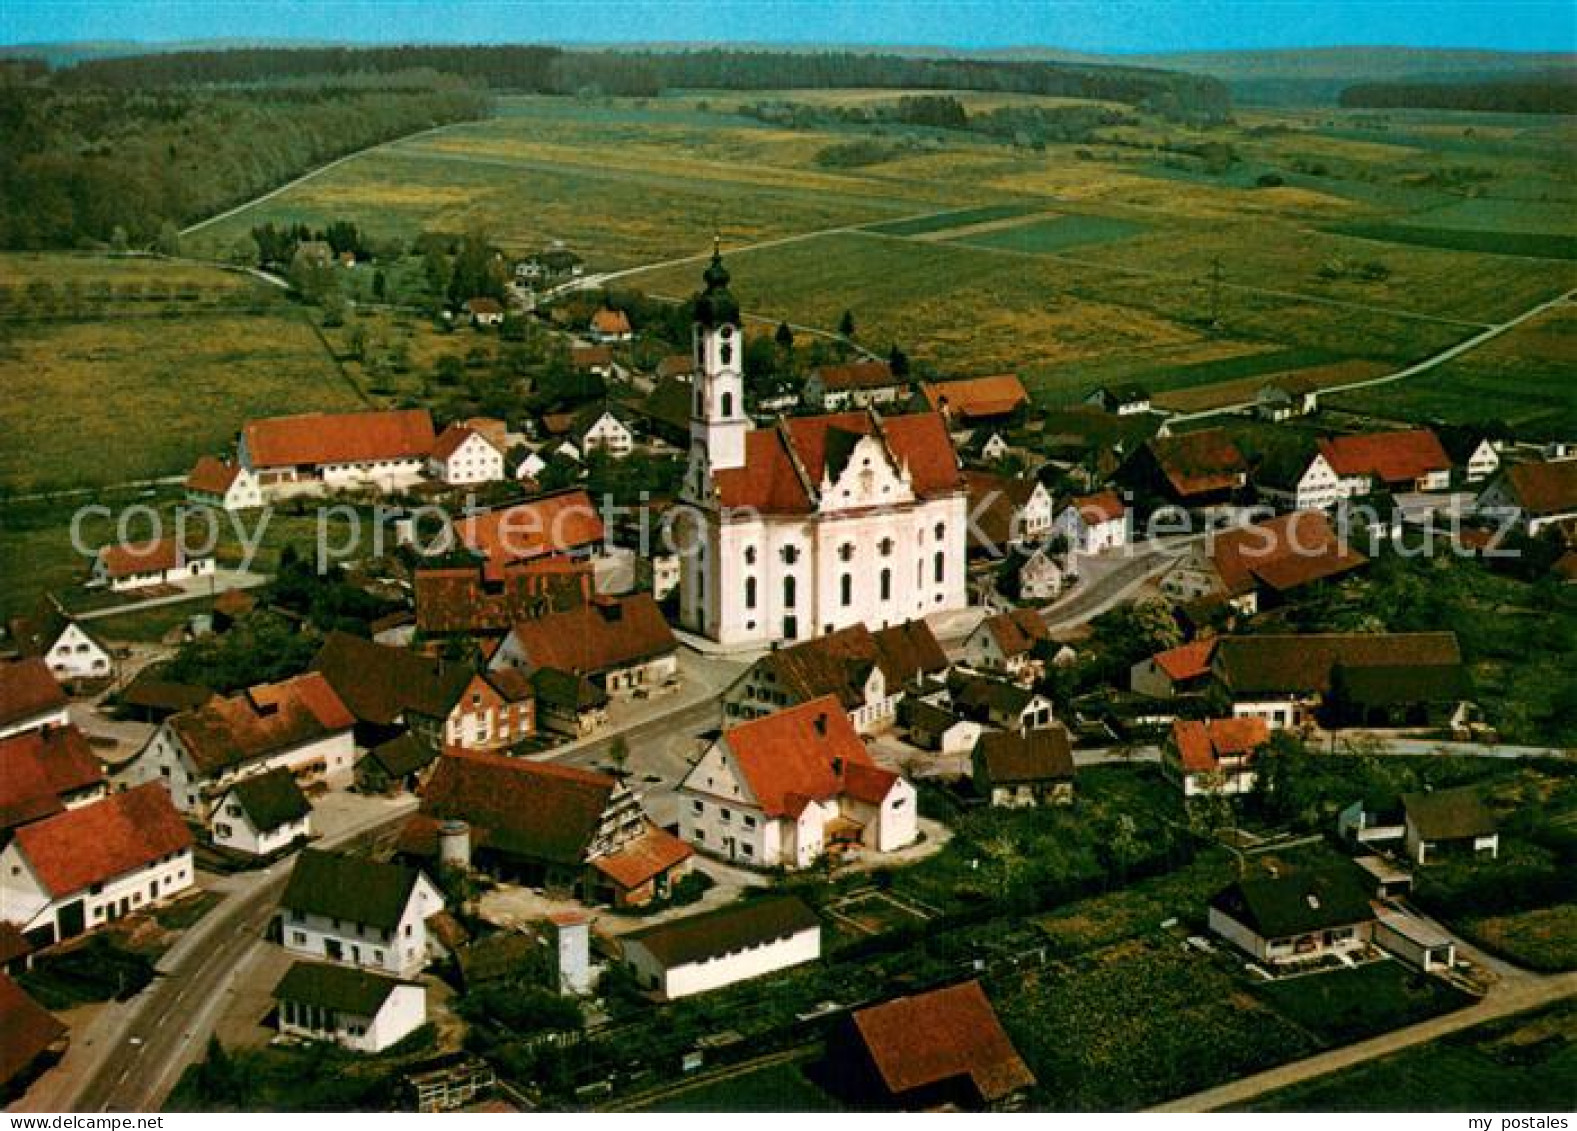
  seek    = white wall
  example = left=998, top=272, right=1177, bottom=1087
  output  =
left=278, top=983, right=426, bottom=1052
left=626, top=924, right=821, bottom=999
left=211, top=793, right=311, bottom=856
left=0, top=706, right=71, bottom=741
left=0, top=841, right=194, bottom=941
left=43, top=623, right=113, bottom=682
left=128, top=725, right=355, bottom=816
left=280, top=875, right=443, bottom=978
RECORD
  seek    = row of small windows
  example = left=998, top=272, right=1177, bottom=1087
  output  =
left=742, top=528, right=938, bottom=570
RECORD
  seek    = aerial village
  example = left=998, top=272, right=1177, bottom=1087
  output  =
left=2, top=245, right=1574, bottom=1114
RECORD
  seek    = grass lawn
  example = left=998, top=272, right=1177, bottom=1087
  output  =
left=1249, top=961, right=1474, bottom=1047
left=1240, top=1001, right=1577, bottom=1112
left=638, top=1060, right=843, bottom=1112
left=1456, top=907, right=1577, bottom=974
left=0, top=308, right=361, bottom=493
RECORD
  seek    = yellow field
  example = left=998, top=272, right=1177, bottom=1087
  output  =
left=1151, top=359, right=1393, bottom=412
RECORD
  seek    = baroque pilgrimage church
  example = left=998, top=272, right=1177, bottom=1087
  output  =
left=678, top=249, right=969, bottom=648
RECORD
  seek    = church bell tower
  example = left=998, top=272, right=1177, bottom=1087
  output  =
left=688, top=241, right=749, bottom=476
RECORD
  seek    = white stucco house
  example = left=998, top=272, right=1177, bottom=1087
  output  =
left=278, top=849, right=446, bottom=978
left=1054, top=491, right=1127, bottom=555
left=0, top=784, right=195, bottom=946
left=273, top=961, right=427, bottom=1053
left=962, top=609, right=1051, bottom=682
left=675, top=250, right=969, bottom=649
left=7, top=606, right=114, bottom=684
left=185, top=456, right=264, bottom=511
left=1208, top=868, right=1376, bottom=968
left=427, top=425, right=505, bottom=486
left=210, top=768, right=312, bottom=856
left=239, top=408, right=435, bottom=499
left=620, top=896, right=822, bottom=1000
left=679, top=696, right=918, bottom=870
left=91, top=537, right=215, bottom=592
left=575, top=408, right=636, bottom=459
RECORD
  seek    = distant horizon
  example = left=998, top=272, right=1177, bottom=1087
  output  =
left=3, top=1, right=1575, bottom=54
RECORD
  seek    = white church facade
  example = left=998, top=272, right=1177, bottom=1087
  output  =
left=675, top=250, right=969, bottom=649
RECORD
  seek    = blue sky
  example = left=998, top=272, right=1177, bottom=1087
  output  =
left=2, top=1, right=1573, bottom=53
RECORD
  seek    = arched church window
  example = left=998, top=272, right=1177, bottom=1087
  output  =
left=781, top=545, right=799, bottom=565
left=783, top=575, right=797, bottom=607
left=840, top=574, right=853, bottom=607
left=934, top=522, right=946, bottom=542
left=721, top=343, right=733, bottom=365
left=721, top=391, right=734, bottom=417
left=934, top=552, right=945, bottom=584
left=745, top=577, right=757, bottom=609
left=880, top=568, right=892, bottom=601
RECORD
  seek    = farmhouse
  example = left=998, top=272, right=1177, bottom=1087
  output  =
left=1159, top=510, right=1367, bottom=615
left=1255, top=378, right=1319, bottom=422
left=465, top=297, right=504, bottom=327
left=898, top=695, right=983, bottom=755
left=91, top=536, right=215, bottom=592
left=1130, top=637, right=1216, bottom=699
left=0, top=658, right=73, bottom=739
left=804, top=360, right=907, bottom=411
left=1317, top=429, right=1452, bottom=495
left=0, top=725, right=107, bottom=839
left=6, top=601, right=114, bottom=685
left=963, top=471, right=1054, bottom=554
left=454, top=489, right=606, bottom=569
left=962, top=608, right=1052, bottom=681
left=409, top=749, right=691, bottom=907
left=273, top=961, right=427, bottom=1054
left=1212, top=631, right=1469, bottom=730
left=971, top=726, right=1075, bottom=808
left=948, top=670, right=1055, bottom=731
left=1164, top=716, right=1269, bottom=797
left=185, top=456, right=263, bottom=511
left=356, top=733, right=438, bottom=795
left=1477, top=459, right=1577, bottom=535
left=1015, top=546, right=1069, bottom=601
left=571, top=404, right=636, bottom=458
left=1208, top=866, right=1376, bottom=967
left=679, top=696, right=917, bottom=870
left=278, top=849, right=445, bottom=978
left=919, top=374, right=1030, bottom=427
left=1249, top=438, right=1345, bottom=513
left=1401, top=787, right=1499, bottom=865
left=428, top=424, right=505, bottom=486
left=1053, top=490, right=1127, bottom=555
left=1121, top=429, right=1249, bottom=510
left=723, top=619, right=948, bottom=733
left=1085, top=385, right=1151, bottom=416
left=123, top=671, right=356, bottom=816
left=490, top=593, right=677, bottom=696
left=0, top=784, right=194, bottom=947
left=619, top=896, right=821, bottom=1000
left=210, top=768, right=312, bottom=856
left=529, top=668, right=611, bottom=738
left=833, top=980, right=1035, bottom=1111
left=240, top=408, right=435, bottom=497
left=589, top=307, right=633, bottom=343
left=413, top=557, right=591, bottom=636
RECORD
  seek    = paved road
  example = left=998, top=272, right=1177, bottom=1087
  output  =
left=1151, top=972, right=1577, bottom=1112
left=1041, top=544, right=1183, bottom=632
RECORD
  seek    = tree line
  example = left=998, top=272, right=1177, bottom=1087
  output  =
left=1340, top=76, right=1577, bottom=115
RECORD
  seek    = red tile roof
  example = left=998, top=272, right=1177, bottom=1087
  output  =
left=921, top=375, right=1030, bottom=421
left=242, top=408, right=435, bottom=469
left=415, top=558, right=592, bottom=634
left=980, top=608, right=1051, bottom=658
left=813, top=360, right=897, bottom=391
left=185, top=455, right=242, bottom=494
left=502, top=593, right=676, bottom=677
left=0, top=658, right=67, bottom=731
left=95, top=536, right=187, bottom=579
left=1070, top=490, right=1125, bottom=524
left=1148, top=429, right=1248, bottom=498
left=431, top=424, right=497, bottom=462
left=169, top=672, right=354, bottom=775
left=11, top=783, right=191, bottom=897
left=1209, top=510, right=1368, bottom=596
left=0, top=974, right=65, bottom=1089
left=757, top=620, right=947, bottom=711
left=721, top=696, right=899, bottom=818
left=1318, top=429, right=1450, bottom=485
left=571, top=344, right=613, bottom=369
left=456, top=490, right=606, bottom=565
left=1498, top=459, right=1577, bottom=517
left=589, top=824, right=694, bottom=890
left=591, top=308, right=632, bottom=336
left=1171, top=716, right=1270, bottom=774
left=0, top=725, right=105, bottom=834
left=851, top=980, right=1035, bottom=1104
left=1150, top=638, right=1217, bottom=682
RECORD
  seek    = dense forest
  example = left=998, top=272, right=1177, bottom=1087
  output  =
left=1339, top=75, right=1577, bottom=114
left=0, top=83, right=488, bottom=248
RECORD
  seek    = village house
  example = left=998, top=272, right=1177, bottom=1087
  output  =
left=962, top=608, right=1052, bottom=681
left=1159, top=510, right=1367, bottom=616
left=571, top=404, right=637, bottom=459
left=1439, top=432, right=1502, bottom=483
left=356, top=733, right=439, bottom=796
left=803, top=360, right=908, bottom=411
left=1053, top=490, right=1128, bottom=555
left=1164, top=716, right=1269, bottom=797
left=313, top=631, right=535, bottom=752
left=278, top=849, right=446, bottom=978
left=1317, top=429, right=1452, bottom=496
left=210, top=768, right=312, bottom=856
left=1120, top=428, right=1250, bottom=514
left=184, top=455, right=263, bottom=511
left=1477, top=459, right=1577, bottom=536
left=619, top=895, right=821, bottom=1000
left=273, top=961, right=427, bottom=1054
left=529, top=668, right=611, bottom=738
left=413, top=557, right=591, bottom=637
left=832, top=980, right=1036, bottom=1111
left=971, top=725, right=1075, bottom=807
left=0, top=784, right=194, bottom=947
left=1130, top=637, right=1216, bottom=699
left=723, top=619, right=948, bottom=733
left=1254, top=376, right=1320, bottom=422
left=677, top=253, right=969, bottom=650
left=948, top=670, right=1055, bottom=732
left=588, top=307, right=633, bottom=344
left=240, top=408, right=436, bottom=498
left=898, top=694, right=983, bottom=756
left=1015, top=546, right=1069, bottom=602
left=0, top=659, right=70, bottom=739
left=0, top=725, right=107, bottom=840
left=122, top=671, right=357, bottom=817
left=1249, top=439, right=1345, bottom=513
left=407, top=749, right=691, bottom=907
left=0, top=975, right=66, bottom=1096
left=6, top=600, right=115, bottom=685
left=679, top=696, right=918, bottom=870
left=1212, top=631, right=1469, bottom=731
left=1208, top=866, right=1376, bottom=968
left=919, top=374, right=1030, bottom=430
left=963, top=471, right=1054, bottom=555
left=1402, top=787, right=1499, bottom=865
left=570, top=343, right=615, bottom=379
left=454, top=489, right=606, bottom=571
left=465, top=297, right=505, bottom=328
left=1085, top=385, right=1151, bottom=416
left=490, top=593, right=678, bottom=696
left=427, top=424, right=505, bottom=486
left=91, top=536, right=215, bottom=592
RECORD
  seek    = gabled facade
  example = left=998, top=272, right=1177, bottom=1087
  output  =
left=804, top=360, right=906, bottom=411
left=7, top=605, right=114, bottom=685
left=1477, top=459, right=1577, bottom=536
left=678, top=696, right=918, bottom=870
left=1053, top=491, right=1127, bottom=554
left=1164, top=716, right=1268, bottom=797
left=211, top=768, right=312, bottom=856
left=239, top=408, right=436, bottom=498
left=1159, top=510, right=1366, bottom=616
left=427, top=425, right=505, bottom=486
left=1317, top=429, right=1452, bottom=495
left=962, top=609, right=1051, bottom=681
left=185, top=456, right=263, bottom=511
left=575, top=409, right=635, bottom=458
left=91, top=537, right=215, bottom=592
left=490, top=593, right=678, bottom=695
left=589, top=307, right=633, bottom=343
left=273, top=961, right=426, bottom=1054
left=278, top=849, right=445, bottom=978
